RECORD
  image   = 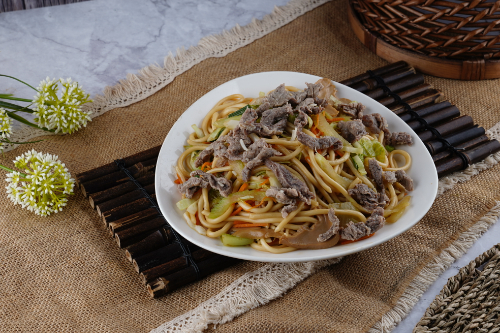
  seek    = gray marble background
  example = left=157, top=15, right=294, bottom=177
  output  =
left=1, top=0, right=499, bottom=331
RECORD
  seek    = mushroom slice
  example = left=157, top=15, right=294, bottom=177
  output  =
left=279, top=214, right=340, bottom=249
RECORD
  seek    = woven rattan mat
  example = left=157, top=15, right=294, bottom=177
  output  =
left=415, top=244, right=500, bottom=332
left=2, top=1, right=500, bottom=332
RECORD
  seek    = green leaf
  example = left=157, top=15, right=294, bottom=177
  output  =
left=221, top=234, right=253, bottom=246
left=0, top=74, right=37, bottom=91
left=5, top=111, right=54, bottom=132
left=385, top=145, right=395, bottom=152
left=207, top=127, right=225, bottom=142
left=0, top=94, right=32, bottom=103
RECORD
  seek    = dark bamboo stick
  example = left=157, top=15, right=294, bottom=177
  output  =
left=102, top=197, right=155, bottom=226
left=406, top=106, right=461, bottom=131
left=390, top=90, right=442, bottom=115
left=114, top=216, right=166, bottom=248
left=375, top=81, right=429, bottom=106
left=147, top=255, right=241, bottom=298
left=425, top=126, right=486, bottom=155
left=140, top=249, right=217, bottom=284
left=340, top=61, right=408, bottom=87
left=399, top=101, right=452, bottom=123
left=125, top=228, right=174, bottom=262
left=75, top=145, right=161, bottom=186
left=418, top=116, right=474, bottom=142
left=133, top=242, right=200, bottom=273
left=350, top=67, right=415, bottom=93
left=96, top=183, right=155, bottom=217
left=432, top=134, right=490, bottom=163
left=364, top=74, right=425, bottom=101
left=436, top=140, right=500, bottom=177
left=89, top=173, right=155, bottom=209
left=80, top=157, right=156, bottom=197
left=108, top=207, right=158, bottom=234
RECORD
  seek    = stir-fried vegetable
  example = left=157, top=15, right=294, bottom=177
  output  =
left=191, top=124, right=204, bottom=138
left=207, top=127, right=225, bottom=142
left=351, top=155, right=367, bottom=175
left=227, top=105, right=250, bottom=118
left=315, top=113, right=351, bottom=147
left=221, top=233, right=254, bottom=246
left=209, top=190, right=267, bottom=219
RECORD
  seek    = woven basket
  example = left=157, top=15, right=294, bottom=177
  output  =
left=349, top=0, right=500, bottom=80
left=414, top=243, right=500, bottom=332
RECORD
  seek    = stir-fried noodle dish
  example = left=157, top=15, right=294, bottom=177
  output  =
left=174, top=78, right=414, bottom=254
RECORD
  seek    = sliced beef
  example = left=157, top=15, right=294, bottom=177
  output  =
left=255, top=101, right=271, bottom=115
left=178, top=175, right=208, bottom=199
left=194, top=139, right=228, bottom=168
left=340, top=221, right=371, bottom=241
left=296, top=131, right=343, bottom=151
left=348, top=183, right=389, bottom=212
left=241, top=140, right=281, bottom=182
left=261, top=84, right=293, bottom=109
left=178, top=170, right=232, bottom=198
left=296, top=97, right=324, bottom=114
left=288, top=91, right=307, bottom=105
left=240, top=104, right=292, bottom=137
left=340, top=101, right=365, bottom=119
left=337, top=119, right=367, bottom=143
left=368, top=158, right=396, bottom=190
left=340, top=206, right=386, bottom=241
left=297, top=97, right=314, bottom=109
left=365, top=207, right=385, bottom=233
left=305, top=82, right=322, bottom=98
left=362, top=113, right=390, bottom=136
left=224, top=126, right=252, bottom=161
left=384, top=171, right=396, bottom=184
left=395, top=170, right=414, bottom=191
left=386, top=132, right=413, bottom=146
left=265, top=187, right=298, bottom=218
left=265, top=159, right=314, bottom=205
left=317, top=208, right=340, bottom=242
left=294, top=110, right=308, bottom=129
left=190, top=170, right=232, bottom=197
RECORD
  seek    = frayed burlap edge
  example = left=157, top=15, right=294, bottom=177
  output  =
left=3, top=0, right=330, bottom=153
left=150, top=258, right=342, bottom=333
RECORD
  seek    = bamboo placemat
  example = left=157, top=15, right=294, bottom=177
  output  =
left=75, top=60, right=500, bottom=298
left=2, top=1, right=500, bottom=332
left=415, top=243, right=500, bottom=332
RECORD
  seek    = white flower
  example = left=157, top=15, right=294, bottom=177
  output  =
left=0, top=107, right=13, bottom=139
left=5, top=150, right=75, bottom=216
left=33, top=77, right=92, bottom=134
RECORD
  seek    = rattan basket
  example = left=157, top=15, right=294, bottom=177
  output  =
left=349, top=0, right=500, bottom=80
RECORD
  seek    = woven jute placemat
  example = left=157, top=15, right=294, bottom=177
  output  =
left=2, top=1, right=500, bottom=332
left=415, top=244, right=500, bottom=332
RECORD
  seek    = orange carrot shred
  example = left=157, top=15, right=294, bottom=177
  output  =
left=233, top=223, right=269, bottom=228
left=327, top=117, right=345, bottom=123
left=339, top=233, right=375, bottom=245
left=173, top=174, right=183, bottom=184
left=195, top=213, right=201, bottom=226
left=231, top=207, right=243, bottom=216
left=259, top=179, right=270, bottom=186
left=238, top=182, right=249, bottom=192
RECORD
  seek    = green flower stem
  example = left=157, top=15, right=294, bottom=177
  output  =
left=0, top=164, right=14, bottom=173
left=0, top=164, right=27, bottom=178
left=0, top=94, right=33, bottom=103
left=5, top=111, right=54, bottom=132
left=0, top=74, right=38, bottom=91
left=0, top=100, right=34, bottom=113
left=0, top=138, right=44, bottom=145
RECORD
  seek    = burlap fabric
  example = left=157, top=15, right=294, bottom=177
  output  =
left=2, top=1, right=500, bottom=332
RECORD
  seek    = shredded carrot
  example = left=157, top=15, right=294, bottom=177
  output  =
left=249, top=197, right=269, bottom=210
left=327, top=117, right=345, bottom=123
left=195, top=213, right=201, bottom=226
left=231, top=206, right=244, bottom=216
left=322, top=111, right=326, bottom=118
left=259, top=179, right=270, bottom=186
left=238, top=182, right=249, bottom=192
left=317, top=149, right=325, bottom=155
left=201, top=162, right=212, bottom=172
left=340, top=233, right=375, bottom=245
left=232, top=220, right=249, bottom=225
left=233, top=223, right=269, bottom=228
left=173, top=174, right=183, bottom=184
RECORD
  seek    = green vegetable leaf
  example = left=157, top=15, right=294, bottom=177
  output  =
left=227, top=105, right=250, bottom=118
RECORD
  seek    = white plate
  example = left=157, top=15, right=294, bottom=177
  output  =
left=155, top=71, right=438, bottom=263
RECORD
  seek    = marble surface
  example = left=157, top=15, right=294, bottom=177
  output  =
left=0, top=0, right=498, bottom=332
